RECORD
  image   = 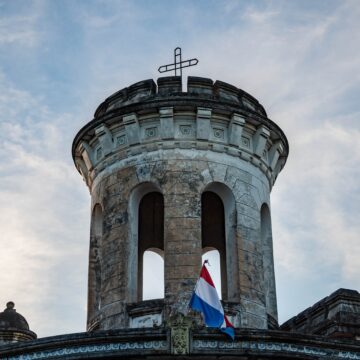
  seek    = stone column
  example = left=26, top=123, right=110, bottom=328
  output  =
left=235, top=181, right=268, bottom=329
left=97, top=167, right=138, bottom=330
left=163, top=164, right=202, bottom=318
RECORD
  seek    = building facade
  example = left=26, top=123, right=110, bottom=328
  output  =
left=0, top=76, right=359, bottom=359
left=72, top=76, right=288, bottom=332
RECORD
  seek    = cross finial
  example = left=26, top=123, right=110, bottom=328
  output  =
left=158, top=47, right=198, bottom=79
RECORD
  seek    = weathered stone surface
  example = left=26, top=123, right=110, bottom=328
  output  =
left=72, top=77, right=289, bottom=331
left=3, top=76, right=360, bottom=359
left=281, top=289, right=360, bottom=340
left=2, top=327, right=360, bottom=359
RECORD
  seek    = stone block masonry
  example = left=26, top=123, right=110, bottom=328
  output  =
left=72, top=76, right=289, bottom=332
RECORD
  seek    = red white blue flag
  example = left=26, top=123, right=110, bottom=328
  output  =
left=189, top=262, right=235, bottom=340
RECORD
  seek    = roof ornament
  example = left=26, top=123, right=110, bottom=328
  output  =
left=6, top=302, right=15, bottom=311
left=158, top=47, right=198, bottom=79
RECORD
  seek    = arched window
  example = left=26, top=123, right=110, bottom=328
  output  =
left=142, top=249, right=164, bottom=300
left=138, top=192, right=164, bottom=300
left=261, top=203, right=277, bottom=320
left=201, top=191, right=227, bottom=299
left=88, top=204, right=103, bottom=324
left=201, top=183, right=238, bottom=301
left=202, top=249, right=222, bottom=299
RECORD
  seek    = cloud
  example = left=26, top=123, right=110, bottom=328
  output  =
left=0, top=0, right=359, bottom=335
left=0, top=1, right=44, bottom=47
left=0, top=16, right=38, bottom=46
left=272, top=120, right=360, bottom=321
left=0, top=72, right=89, bottom=336
left=243, top=7, right=279, bottom=24
left=174, top=0, right=360, bottom=321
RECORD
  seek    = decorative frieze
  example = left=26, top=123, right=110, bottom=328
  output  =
left=116, top=134, right=127, bottom=147
left=192, top=340, right=360, bottom=359
left=7, top=340, right=168, bottom=360
left=7, top=337, right=358, bottom=359
left=179, top=125, right=193, bottom=137
left=213, top=128, right=224, bottom=139
left=145, top=127, right=158, bottom=139
left=73, top=77, right=289, bottom=194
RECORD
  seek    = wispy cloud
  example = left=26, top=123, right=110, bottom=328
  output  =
left=0, top=72, right=89, bottom=336
left=0, top=0, right=359, bottom=335
left=0, top=0, right=44, bottom=47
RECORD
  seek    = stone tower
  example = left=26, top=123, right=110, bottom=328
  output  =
left=72, top=76, right=288, bottom=332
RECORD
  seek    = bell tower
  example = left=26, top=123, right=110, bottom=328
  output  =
left=72, top=76, right=288, bottom=332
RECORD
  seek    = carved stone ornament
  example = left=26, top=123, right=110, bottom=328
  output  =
left=213, top=128, right=224, bottom=139
left=179, top=125, right=192, bottom=136
left=168, top=313, right=194, bottom=355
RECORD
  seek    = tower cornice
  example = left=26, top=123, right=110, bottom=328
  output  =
left=72, top=77, right=289, bottom=190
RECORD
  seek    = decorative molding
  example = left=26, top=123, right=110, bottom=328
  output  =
left=241, top=136, right=250, bottom=148
left=116, top=135, right=127, bottom=147
left=179, top=125, right=193, bottom=137
left=4, top=338, right=360, bottom=359
left=192, top=340, right=360, bottom=359
left=168, top=313, right=193, bottom=355
left=74, top=77, right=289, bottom=193
left=145, top=127, right=158, bottom=138
left=75, top=114, right=287, bottom=191
left=213, top=128, right=224, bottom=139
left=7, top=340, right=168, bottom=360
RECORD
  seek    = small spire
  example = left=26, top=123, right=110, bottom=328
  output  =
left=6, top=301, right=15, bottom=310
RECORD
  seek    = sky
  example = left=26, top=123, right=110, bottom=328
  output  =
left=0, top=0, right=359, bottom=338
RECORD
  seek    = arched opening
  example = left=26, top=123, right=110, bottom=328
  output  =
left=261, top=203, right=277, bottom=321
left=201, top=191, right=227, bottom=300
left=138, top=192, right=164, bottom=301
left=142, top=249, right=164, bottom=300
left=88, top=204, right=103, bottom=325
left=201, top=183, right=238, bottom=301
left=202, top=249, right=222, bottom=299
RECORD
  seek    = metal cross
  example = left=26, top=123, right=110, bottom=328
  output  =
left=158, top=47, right=198, bottom=78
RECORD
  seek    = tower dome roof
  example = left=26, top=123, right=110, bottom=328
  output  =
left=0, top=302, right=30, bottom=331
